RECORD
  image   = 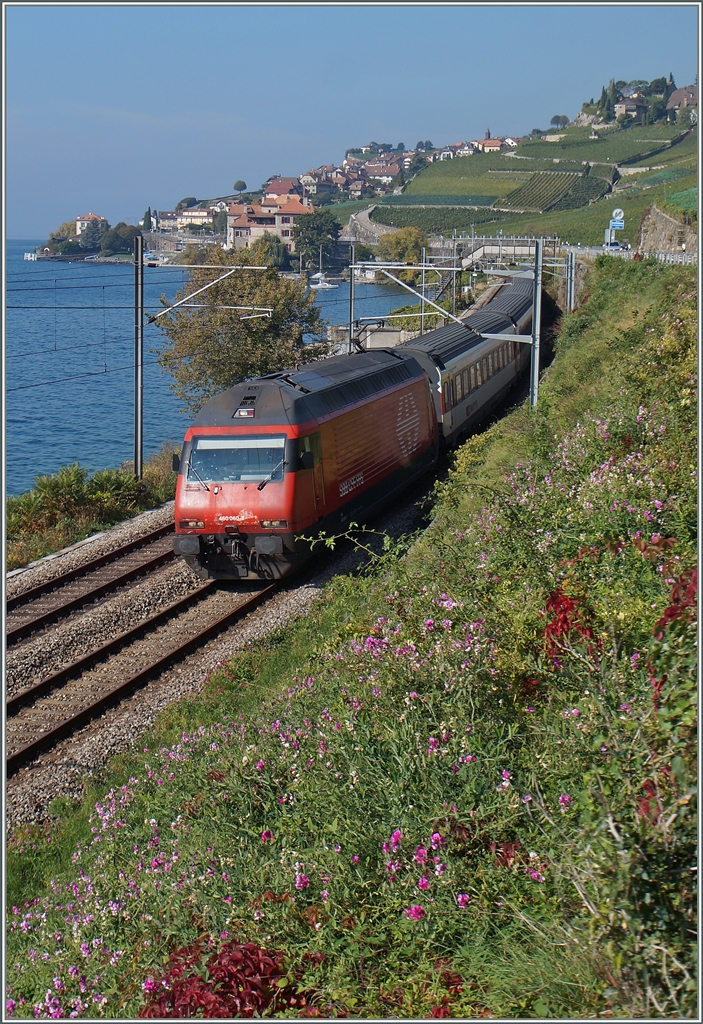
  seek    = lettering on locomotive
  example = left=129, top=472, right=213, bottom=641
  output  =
left=339, top=472, right=365, bottom=497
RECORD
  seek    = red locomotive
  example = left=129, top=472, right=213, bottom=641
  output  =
left=172, top=275, right=534, bottom=580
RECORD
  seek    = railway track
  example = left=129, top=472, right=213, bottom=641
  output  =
left=6, top=581, right=276, bottom=777
left=6, top=523, right=176, bottom=644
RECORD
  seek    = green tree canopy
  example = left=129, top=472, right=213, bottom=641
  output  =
left=143, top=207, right=152, bottom=231
left=292, top=209, right=341, bottom=267
left=233, top=180, right=247, bottom=194
left=176, top=197, right=198, bottom=212
left=155, top=241, right=329, bottom=415
left=80, top=219, right=108, bottom=250
left=257, top=232, right=291, bottom=271
left=377, top=226, right=427, bottom=285
left=100, top=223, right=140, bottom=254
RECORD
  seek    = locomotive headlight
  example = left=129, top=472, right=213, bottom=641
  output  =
left=179, top=519, right=205, bottom=529
left=260, top=519, right=288, bottom=529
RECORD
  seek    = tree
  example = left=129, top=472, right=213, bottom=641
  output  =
left=292, top=209, right=341, bottom=267
left=415, top=140, right=433, bottom=151
left=397, top=142, right=405, bottom=152
left=143, top=207, right=152, bottom=231
left=80, top=219, right=107, bottom=250
left=155, top=241, right=329, bottom=415
left=176, top=197, right=198, bottom=212
left=48, top=221, right=78, bottom=244
left=376, top=226, right=427, bottom=285
left=213, top=210, right=227, bottom=234
left=100, top=223, right=140, bottom=254
left=56, top=239, right=84, bottom=255
left=257, top=231, right=291, bottom=271
left=233, top=180, right=247, bottom=194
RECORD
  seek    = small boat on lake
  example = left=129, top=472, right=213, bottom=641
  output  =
left=309, top=245, right=338, bottom=290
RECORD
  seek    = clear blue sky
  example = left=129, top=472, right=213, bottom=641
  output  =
left=5, top=2, right=699, bottom=238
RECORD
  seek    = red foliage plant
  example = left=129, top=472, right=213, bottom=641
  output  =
left=139, top=939, right=307, bottom=1018
left=541, top=589, right=597, bottom=663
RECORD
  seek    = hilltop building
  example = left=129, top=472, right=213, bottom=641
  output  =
left=226, top=195, right=314, bottom=251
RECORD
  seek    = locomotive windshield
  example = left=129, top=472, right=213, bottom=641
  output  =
left=187, top=436, right=286, bottom=484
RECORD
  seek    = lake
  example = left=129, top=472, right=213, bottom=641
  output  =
left=5, top=240, right=409, bottom=496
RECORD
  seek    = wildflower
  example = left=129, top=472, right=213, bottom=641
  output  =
left=414, top=845, right=428, bottom=865
left=321, top=890, right=329, bottom=903
left=261, top=830, right=274, bottom=843
left=142, top=978, right=157, bottom=993
left=430, top=832, right=446, bottom=850
left=403, top=904, right=425, bottom=920
left=434, top=862, right=447, bottom=877
left=559, top=794, right=573, bottom=812
left=417, top=876, right=431, bottom=890
left=456, top=894, right=471, bottom=907
left=521, top=793, right=533, bottom=803
left=351, top=855, right=359, bottom=864
left=295, top=874, right=310, bottom=890
left=390, top=829, right=402, bottom=851
left=333, top=845, right=341, bottom=853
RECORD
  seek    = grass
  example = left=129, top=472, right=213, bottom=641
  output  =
left=515, top=123, right=685, bottom=164
left=323, top=200, right=375, bottom=225
left=5, top=258, right=697, bottom=1019
left=5, top=446, right=179, bottom=572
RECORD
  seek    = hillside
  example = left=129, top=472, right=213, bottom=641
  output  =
left=372, top=124, right=697, bottom=245
left=6, top=257, right=697, bottom=1019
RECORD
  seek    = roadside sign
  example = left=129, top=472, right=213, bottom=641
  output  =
left=610, top=220, right=624, bottom=230
left=612, top=208, right=624, bottom=220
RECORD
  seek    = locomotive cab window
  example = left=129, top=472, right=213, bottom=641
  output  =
left=187, top=436, right=286, bottom=484
left=297, top=433, right=322, bottom=470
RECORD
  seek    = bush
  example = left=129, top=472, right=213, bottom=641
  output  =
left=6, top=445, right=179, bottom=570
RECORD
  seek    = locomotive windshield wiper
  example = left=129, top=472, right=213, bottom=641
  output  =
left=257, top=459, right=287, bottom=490
left=187, top=456, right=210, bottom=491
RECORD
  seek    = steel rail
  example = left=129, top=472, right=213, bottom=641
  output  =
left=7, top=547, right=176, bottom=644
left=6, top=522, right=174, bottom=612
left=7, top=582, right=215, bottom=716
left=6, top=583, right=276, bottom=777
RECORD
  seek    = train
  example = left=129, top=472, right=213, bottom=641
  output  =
left=172, top=273, right=534, bottom=580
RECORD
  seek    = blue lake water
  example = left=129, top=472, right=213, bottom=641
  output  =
left=5, top=240, right=409, bottom=496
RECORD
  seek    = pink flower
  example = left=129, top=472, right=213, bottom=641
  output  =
left=261, top=830, right=274, bottom=843
left=430, top=832, right=445, bottom=850
left=321, top=890, right=329, bottom=902
left=295, top=873, right=310, bottom=890
left=334, top=844, right=341, bottom=852
left=559, top=794, right=573, bottom=812
left=434, top=862, right=447, bottom=877
left=456, top=893, right=471, bottom=907
left=414, top=844, right=428, bottom=865
left=417, top=876, right=430, bottom=890
left=390, top=829, right=402, bottom=851
left=351, top=855, right=359, bottom=864
left=142, top=978, right=157, bottom=993
left=403, top=904, right=425, bottom=920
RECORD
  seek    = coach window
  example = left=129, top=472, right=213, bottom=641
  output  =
left=469, top=365, right=476, bottom=391
left=475, top=361, right=482, bottom=387
left=482, top=357, right=488, bottom=381
left=456, top=373, right=463, bottom=401
left=462, top=368, right=469, bottom=394
left=442, top=381, right=450, bottom=411
left=497, top=347, right=503, bottom=370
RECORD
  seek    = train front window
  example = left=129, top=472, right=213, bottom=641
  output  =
left=187, top=436, right=286, bottom=484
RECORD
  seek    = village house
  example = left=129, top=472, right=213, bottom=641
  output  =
left=157, top=211, right=178, bottom=232
left=667, top=85, right=698, bottom=118
left=613, top=99, right=648, bottom=121
left=263, top=176, right=302, bottom=200
left=75, top=213, right=108, bottom=236
left=177, top=207, right=214, bottom=231
left=226, top=194, right=314, bottom=251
